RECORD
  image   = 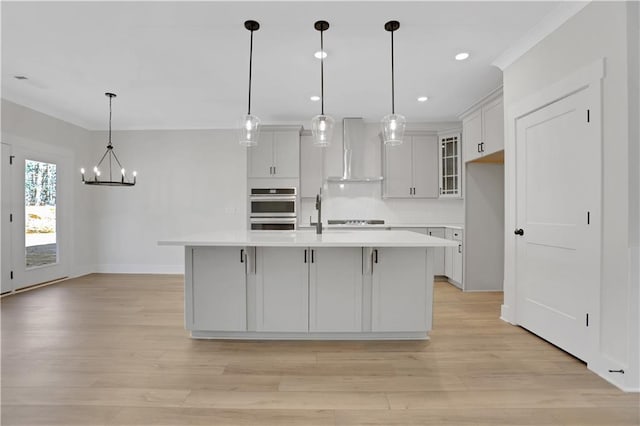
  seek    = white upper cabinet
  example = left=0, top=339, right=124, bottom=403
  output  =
left=300, top=132, right=324, bottom=198
left=248, top=126, right=301, bottom=178
left=438, top=131, right=462, bottom=198
left=383, top=133, right=439, bottom=199
left=462, top=93, right=504, bottom=163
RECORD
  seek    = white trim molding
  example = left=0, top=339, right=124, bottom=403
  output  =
left=503, top=58, right=616, bottom=386
left=492, top=1, right=590, bottom=71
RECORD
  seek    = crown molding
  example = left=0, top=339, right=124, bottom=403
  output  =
left=492, top=1, right=590, bottom=71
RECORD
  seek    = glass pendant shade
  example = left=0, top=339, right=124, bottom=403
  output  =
left=239, top=114, right=260, bottom=147
left=311, top=114, right=335, bottom=147
left=381, top=113, right=406, bottom=146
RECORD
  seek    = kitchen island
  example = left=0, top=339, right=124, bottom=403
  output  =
left=159, top=230, right=457, bottom=340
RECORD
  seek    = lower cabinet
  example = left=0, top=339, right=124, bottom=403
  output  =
left=191, top=247, right=247, bottom=331
left=371, top=247, right=430, bottom=332
left=427, top=227, right=446, bottom=276
left=309, top=248, right=363, bottom=332
left=444, top=228, right=463, bottom=289
left=256, top=247, right=309, bottom=332
left=256, top=247, right=363, bottom=333
left=186, top=246, right=433, bottom=337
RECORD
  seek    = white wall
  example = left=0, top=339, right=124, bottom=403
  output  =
left=464, top=162, right=504, bottom=291
left=502, top=2, right=639, bottom=391
left=300, top=121, right=464, bottom=225
left=89, top=129, right=247, bottom=273
left=1, top=99, right=96, bottom=278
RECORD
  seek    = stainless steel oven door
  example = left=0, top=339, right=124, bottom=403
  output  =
left=250, top=217, right=297, bottom=231
left=249, top=197, right=296, bottom=218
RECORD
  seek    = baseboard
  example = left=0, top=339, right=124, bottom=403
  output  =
left=94, top=264, right=184, bottom=274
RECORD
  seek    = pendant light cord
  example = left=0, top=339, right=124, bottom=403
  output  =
left=391, top=30, right=395, bottom=115
left=320, top=29, right=325, bottom=115
left=247, top=28, right=254, bottom=115
left=108, top=95, right=113, bottom=148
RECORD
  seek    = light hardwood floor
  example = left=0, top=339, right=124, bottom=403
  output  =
left=1, top=274, right=638, bottom=425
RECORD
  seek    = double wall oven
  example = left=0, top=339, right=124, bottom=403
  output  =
left=249, top=188, right=297, bottom=230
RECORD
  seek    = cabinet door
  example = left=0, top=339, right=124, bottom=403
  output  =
left=444, top=228, right=454, bottom=278
left=452, top=242, right=463, bottom=287
left=191, top=247, right=247, bottom=331
left=427, top=227, right=446, bottom=276
left=273, top=131, right=300, bottom=178
left=439, top=133, right=462, bottom=198
left=309, top=248, right=362, bottom=332
left=256, top=247, right=308, bottom=332
left=248, top=133, right=274, bottom=178
left=372, top=248, right=429, bottom=332
left=300, top=133, right=323, bottom=198
left=463, top=109, right=483, bottom=163
left=383, top=138, right=413, bottom=198
left=482, top=96, right=504, bottom=156
left=412, top=135, right=439, bottom=198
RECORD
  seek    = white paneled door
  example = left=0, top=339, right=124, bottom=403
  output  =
left=515, top=87, right=599, bottom=362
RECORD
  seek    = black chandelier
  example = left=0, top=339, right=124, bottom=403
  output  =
left=81, top=92, right=136, bottom=186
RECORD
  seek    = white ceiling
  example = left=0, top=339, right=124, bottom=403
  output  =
left=2, top=1, right=561, bottom=130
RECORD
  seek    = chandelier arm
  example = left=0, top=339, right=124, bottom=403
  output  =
left=95, top=148, right=110, bottom=169
left=110, top=149, right=124, bottom=170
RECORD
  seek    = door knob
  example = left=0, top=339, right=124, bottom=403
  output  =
left=514, top=228, right=524, bottom=236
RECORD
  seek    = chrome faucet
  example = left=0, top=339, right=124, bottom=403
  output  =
left=315, top=188, right=323, bottom=235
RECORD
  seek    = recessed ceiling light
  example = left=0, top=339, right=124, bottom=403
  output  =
left=417, top=96, right=429, bottom=102
left=14, top=75, right=28, bottom=80
left=455, top=52, right=470, bottom=61
left=310, top=95, right=321, bottom=101
left=314, top=50, right=327, bottom=59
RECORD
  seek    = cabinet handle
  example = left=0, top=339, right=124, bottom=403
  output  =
left=240, top=249, right=244, bottom=263
left=311, top=249, right=315, bottom=263
left=480, top=142, right=485, bottom=153
left=374, top=249, right=378, bottom=264
left=304, top=249, right=307, bottom=263
left=477, top=143, right=481, bottom=153
left=273, top=166, right=276, bottom=175
left=458, top=244, right=462, bottom=254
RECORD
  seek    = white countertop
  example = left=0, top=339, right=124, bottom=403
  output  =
left=159, top=230, right=459, bottom=248
left=298, top=223, right=464, bottom=230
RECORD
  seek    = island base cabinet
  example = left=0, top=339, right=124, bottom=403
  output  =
left=189, top=247, right=247, bottom=332
left=309, top=248, right=363, bottom=332
left=371, top=248, right=432, bottom=332
left=256, top=247, right=309, bottom=332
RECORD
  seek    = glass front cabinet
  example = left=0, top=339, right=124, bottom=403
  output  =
left=438, top=132, right=462, bottom=198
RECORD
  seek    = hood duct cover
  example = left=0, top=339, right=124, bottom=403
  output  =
left=327, top=117, right=384, bottom=182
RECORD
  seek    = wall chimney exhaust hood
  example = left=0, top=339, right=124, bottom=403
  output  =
left=327, top=118, right=384, bottom=183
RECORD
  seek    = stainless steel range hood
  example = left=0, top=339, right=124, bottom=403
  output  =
left=327, top=118, right=384, bottom=182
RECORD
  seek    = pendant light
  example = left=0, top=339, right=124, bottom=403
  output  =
left=381, top=20, right=406, bottom=146
left=239, top=20, right=261, bottom=147
left=310, top=20, right=334, bottom=147
left=81, top=92, right=136, bottom=186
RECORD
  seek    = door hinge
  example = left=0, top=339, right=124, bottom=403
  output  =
left=587, top=211, right=590, bottom=225
left=9, top=155, right=15, bottom=165
left=10, top=271, right=14, bottom=280
left=586, top=313, right=589, bottom=327
left=587, top=109, right=590, bottom=123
